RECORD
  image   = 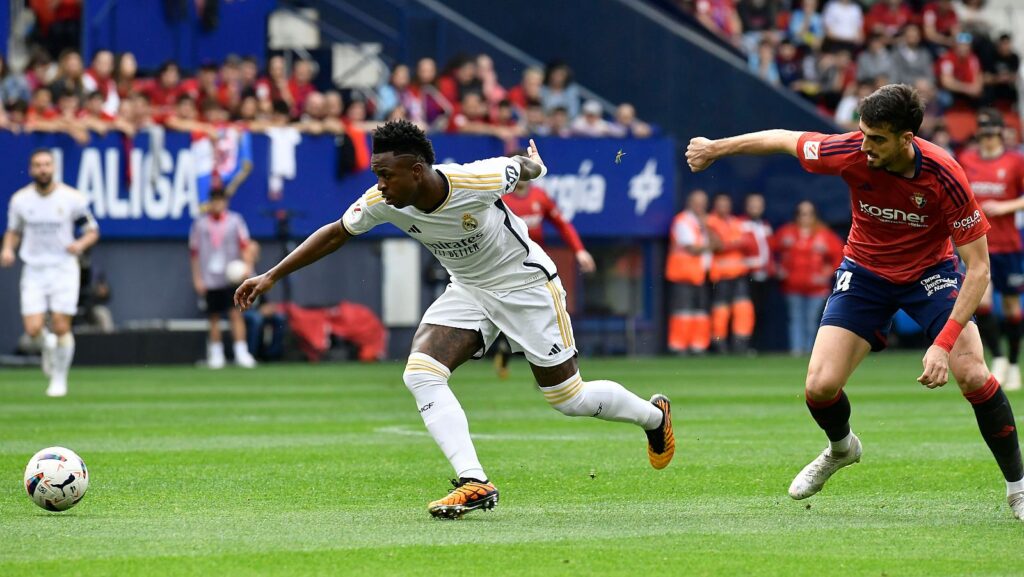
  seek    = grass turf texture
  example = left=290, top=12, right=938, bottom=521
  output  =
left=1, top=354, right=1022, bottom=576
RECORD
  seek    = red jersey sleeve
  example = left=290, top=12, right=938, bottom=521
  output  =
left=796, top=131, right=864, bottom=175
left=941, top=161, right=990, bottom=246
left=539, top=189, right=585, bottom=253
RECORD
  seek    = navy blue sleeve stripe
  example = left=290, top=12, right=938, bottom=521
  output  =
left=820, top=146, right=863, bottom=157
left=921, top=164, right=967, bottom=208
left=921, top=166, right=964, bottom=208
left=820, top=139, right=864, bottom=150
left=922, top=158, right=969, bottom=207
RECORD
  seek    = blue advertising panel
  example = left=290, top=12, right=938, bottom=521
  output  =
left=0, top=132, right=677, bottom=240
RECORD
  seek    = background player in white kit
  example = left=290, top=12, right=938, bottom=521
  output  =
left=2, top=149, right=99, bottom=397
left=235, top=120, right=674, bottom=519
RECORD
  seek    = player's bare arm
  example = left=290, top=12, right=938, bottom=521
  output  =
left=981, top=196, right=1024, bottom=217
left=918, top=235, right=991, bottom=388
left=66, top=227, right=99, bottom=257
left=1, top=229, right=20, bottom=267
left=234, top=220, right=350, bottom=310
left=513, top=138, right=546, bottom=181
left=686, top=130, right=805, bottom=172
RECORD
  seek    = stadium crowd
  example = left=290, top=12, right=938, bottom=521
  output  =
left=671, top=0, right=1021, bottom=146
left=0, top=46, right=653, bottom=148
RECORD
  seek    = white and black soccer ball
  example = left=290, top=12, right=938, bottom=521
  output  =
left=24, top=446, right=89, bottom=512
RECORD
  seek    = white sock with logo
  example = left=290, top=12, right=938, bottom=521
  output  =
left=541, top=371, right=663, bottom=430
left=404, top=353, right=486, bottom=482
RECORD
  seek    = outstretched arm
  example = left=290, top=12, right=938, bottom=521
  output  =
left=234, top=220, right=350, bottom=310
left=685, top=130, right=804, bottom=172
left=514, top=138, right=546, bottom=181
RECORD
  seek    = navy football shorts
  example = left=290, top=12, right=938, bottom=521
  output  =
left=990, top=252, right=1024, bottom=295
left=820, top=258, right=964, bottom=351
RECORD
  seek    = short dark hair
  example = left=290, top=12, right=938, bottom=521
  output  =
left=209, top=186, right=227, bottom=200
left=859, top=84, right=924, bottom=135
left=371, top=120, right=435, bottom=164
left=29, top=148, right=52, bottom=162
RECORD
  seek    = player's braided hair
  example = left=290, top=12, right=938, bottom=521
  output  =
left=859, top=84, right=924, bottom=136
left=372, top=120, right=436, bottom=164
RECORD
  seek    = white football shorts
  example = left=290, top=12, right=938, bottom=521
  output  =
left=420, top=277, right=577, bottom=367
left=21, top=261, right=81, bottom=316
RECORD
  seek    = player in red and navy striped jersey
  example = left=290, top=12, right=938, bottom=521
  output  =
left=686, top=84, right=1024, bottom=520
left=959, top=108, right=1024, bottom=392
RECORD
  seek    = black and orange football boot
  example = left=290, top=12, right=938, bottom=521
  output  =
left=428, top=478, right=499, bottom=519
left=646, top=394, right=675, bottom=469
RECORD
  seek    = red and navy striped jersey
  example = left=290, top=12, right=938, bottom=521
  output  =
left=958, top=148, right=1024, bottom=254
left=796, top=131, right=989, bottom=284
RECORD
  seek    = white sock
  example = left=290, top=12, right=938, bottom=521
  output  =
left=233, top=340, right=252, bottom=359
left=1008, top=477, right=1024, bottom=496
left=830, top=431, right=853, bottom=454
left=209, top=342, right=225, bottom=361
left=53, top=333, right=75, bottom=377
left=541, top=372, right=663, bottom=430
left=404, top=353, right=486, bottom=482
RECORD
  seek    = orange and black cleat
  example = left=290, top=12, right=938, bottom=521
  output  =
left=428, top=478, right=499, bottom=519
left=646, top=394, right=675, bottom=469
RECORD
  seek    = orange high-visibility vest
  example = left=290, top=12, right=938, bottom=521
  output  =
left=707, top=213, right=749, bottom=282
left=666, top=211, right=709, bottom=285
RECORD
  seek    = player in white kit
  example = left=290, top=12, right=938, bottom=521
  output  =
left=235, top=121, right=675, bottom=518
left=2, top=149, right=99, bottom=397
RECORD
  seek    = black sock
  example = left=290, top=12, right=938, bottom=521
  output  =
left=977, top=311, right=1003, bottom=358
left=968, top=378, right=1024, bottom=483
left=806, top=390, right=851, bottom=443
left=1003, top=318, right=1022, bottom=365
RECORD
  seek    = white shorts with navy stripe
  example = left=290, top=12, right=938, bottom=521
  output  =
left=420, top=278, right=576, bottom=367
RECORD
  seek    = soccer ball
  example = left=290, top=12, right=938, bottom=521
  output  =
left=225, top=259, right=249, bottom=285
left=24, top=446, right=89, bottom=511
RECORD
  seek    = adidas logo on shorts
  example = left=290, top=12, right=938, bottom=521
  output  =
left=549, top=344, right=562, bottom=356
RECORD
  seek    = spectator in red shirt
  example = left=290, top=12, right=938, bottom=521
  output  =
left=239, top=56, right=260, bottom=97
left=475, top=53, right=506, bottom=114
left=195, top=62, right=221, bottom=111
left=938, top=32, right=984, bottom=109
left=25, top=48, right=55, bottom=92
left=26, top=86, right=57, bottom=122
left=437, top=55, right=481, bottom=110
left=255, top=55, right=293, bottom=113
left=922, top=0, right=959, bottom=51
left=507, top=67, right=544, bottom=110
left=772, top=201, right=843, bottom=354
left=864, top=0, right=913, bottom=42
left=141, top=61, right=188, bottom=117
left=288, top=59, right=316, bottom=117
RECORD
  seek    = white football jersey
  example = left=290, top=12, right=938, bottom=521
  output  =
left=342, top=157, right=558, bottom=291
left=6, top=183, right=97, bottom=266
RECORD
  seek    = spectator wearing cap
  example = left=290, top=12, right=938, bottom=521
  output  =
left=891, top=24, right=935, bottom=87
left=571, top=100, right=611, bottom=137
left=938, top=32, right=984, bottom=110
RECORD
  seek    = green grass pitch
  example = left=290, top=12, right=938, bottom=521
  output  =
left=1, top=354, right=1022, bottom=576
